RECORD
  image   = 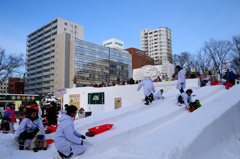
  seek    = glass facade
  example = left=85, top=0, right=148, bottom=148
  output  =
left=74, top=39, right=132, bottom=86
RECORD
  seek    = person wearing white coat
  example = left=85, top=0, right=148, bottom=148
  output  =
left=176, top=65, right=186, bottom=93
left=153, top=89, right=164, bottom=100
left=177, top=89, right=193, bottom=108
left=137, top=77, right=156, bottom=105
left=15, top=108, right=45, bottom=150
left=54, top=105, right=86, bottom=158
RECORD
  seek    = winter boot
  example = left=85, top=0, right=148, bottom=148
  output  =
left=19, top=139, right=24, bottom=150
left=149, top=93, right=153, bottom=103
left=144, top=96, right=149, bottom=105
left=57, top=150, right=73, bottom=159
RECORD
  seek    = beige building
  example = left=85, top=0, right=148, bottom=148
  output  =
left=25, top=18, right=84, bottom=96
left=140, top=27, right=172, bottom=65
left=0, top=81, right=8, bottom=94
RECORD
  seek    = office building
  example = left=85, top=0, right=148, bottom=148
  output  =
left=54, top=33, right=132, bottom=94
left=8, top=78, right=25, bottom=94
left=103, top=38, right=124, bottom=50
left=140, top=27, right=172, bottom=65
left=125, top=48, right=154, bottom=70
left=25, top=18, right=84, bottom=96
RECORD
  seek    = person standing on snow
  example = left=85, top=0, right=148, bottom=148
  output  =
left=54, top=105, right=86, bottom=158
left=5, top=103, right=15, bottom=133
left=177, top=89, right=193, bottom=108
left=137, top=76, right=156, bottom=105
left=153, top=89, right=164, bottom=100
left=176, top=65, right=186, bottom=93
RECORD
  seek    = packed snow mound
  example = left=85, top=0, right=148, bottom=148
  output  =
left=1, top=84, right=240, bottom=159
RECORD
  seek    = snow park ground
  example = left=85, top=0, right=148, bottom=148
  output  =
left=1, top=81, right=240, bottom=159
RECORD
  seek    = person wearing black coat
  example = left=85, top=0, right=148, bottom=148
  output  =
left=129, top=78, right=135, bottom=84
left=47, top=102, right=58, bottom=126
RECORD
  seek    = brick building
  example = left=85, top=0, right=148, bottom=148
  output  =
left=8, top=78, right=25, bottom=94
left=126, top=48, right=154, bottom=70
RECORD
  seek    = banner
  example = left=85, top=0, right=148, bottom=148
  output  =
left=88, top=92, right=104, bottom=104
left=0, top=95, right=40, bottom=101
left=114, top=98, right=122, bottom=109
left=69, top=94, right=80, bottom=110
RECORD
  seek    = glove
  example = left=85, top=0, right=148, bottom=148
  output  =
left=43, top=148, right=47, bottom=150
left=80, top=135, right=86, bottom=139
left=162, top=97, right=164, bottom=100
left=33, top=148, right=38, bottom=152
left=180, top=82, right=183, bottom=85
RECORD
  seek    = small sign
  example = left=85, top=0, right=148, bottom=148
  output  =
left=115, top=98, right=122, bottom=109
left=66, top=34, right=71, bottom=38
left=88, top=92, right=105, bottom=105
left=57, top=88, right=67, bottom=95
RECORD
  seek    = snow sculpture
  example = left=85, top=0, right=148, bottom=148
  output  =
left=40, top=93, right=60, bottom=108
left=134, top=65, right=161, bottom=81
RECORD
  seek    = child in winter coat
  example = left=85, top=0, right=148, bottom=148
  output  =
left=137, top=77, right=156, bottom=105
left=15, top=108, right=45, bottom=150
left=177, top=89, right=193, bottom=108
left=5, top=103, right=15, bottom=133
left=153, top=89, right=164, bottom=100
left=176, top=65, right=186, bottom=93
left=188, top=100, right=202, bottom=110
left=28, top=129, right=47, bottom=152
left=47, top=102, right=58, bottom=126
left=55, top=105, right=86, bottom=158
left=0, top=112, right=10, bottom=131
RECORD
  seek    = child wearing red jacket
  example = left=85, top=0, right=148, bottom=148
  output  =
left=5, top=103, right=15, bottom=133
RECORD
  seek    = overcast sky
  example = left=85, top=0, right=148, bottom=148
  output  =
left=0, top=0, right=240, bottom=58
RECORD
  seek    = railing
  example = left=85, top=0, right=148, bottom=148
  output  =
left=43, top=72, right=50, bottom=76
left=43, top=53, right=51, bottom=59
left=42, top=89, right=50, bottom=93
left=43, top=48, right=51, bottom=54
left=36, top=79, right=42, bottom=82
left=43, top=65, right=50, bottom=70
left=42, top=83, right=49, bottom=87
left=42, top=77, right=50, bottom=81
left=43, top=60, right=51, bottom=64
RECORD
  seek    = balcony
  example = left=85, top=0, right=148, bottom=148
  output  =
left=50, top=83, right=54, bottom=86
left=44, top=37, right=51, bottom=43
left=27, top=80, right=35, bottom=84
left=50, top=58, right=55, bottom=62
left=50, top=89, right=54, bottom=92
left=44, top=25, right=51, bottom=32
left=38, top=30, right=44, bottom=35
left=43, top=59, right=51, bottom=64
left=52, top=28, right=57, bottom=33
left=43, top=48, right=51, bottom=54
left=43, top=65, right=50, bottom=70
left=36, top=84, right=42, bottom=88
left=29, top=91, right=35, bottom=94
left=37, top=46, right=43, bottom=51
left=36, top=62, right=42, bottom=67
left=50, top=76, right=54, bottom=80
left=50, top=52, right=54, bottom=56
left=37, top=41, right=44, bottom=46
left=43, top=53, right=51, bottom=59
left=51, top=46, right=55, bottom=50
left=42, top=77, right=50, bottom=81
left=36, top=52, right=43, bottom=57
left=36, top=79, right=42, bottom=83
left=44, top=43, right=51, bottom=48
left=50, top=70, right=54, bottom=74
left=28, top=64, right=36, bottom=69
left=36, top=73, right=42, bottom=77
left=50, top=64, right=54, bottom=68
left=42, top=89, right=50, bottom=93
left=42, top=83, right=50, bottom=87
left=43, top=72, right=50, bottom=76
left=29, top=85, right=35, bottom=89
left=52, top=23, right=57, bottom=28
left=36, top=68, right=42, bottom=72
left=52, top=34, right=57, bottom=39
left=44, top=31, right=51, bottom=37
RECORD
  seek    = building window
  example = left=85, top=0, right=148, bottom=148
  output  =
left=64, top=22, right=67, bottom=26
left=64, top=28, right=67, bottom=31
left=70, top=24, right=73, bottom=28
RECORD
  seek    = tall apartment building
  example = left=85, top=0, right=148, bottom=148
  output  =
left=140, top=27, right=172, bottom=65
left=25, top=18, right=83, bottom=96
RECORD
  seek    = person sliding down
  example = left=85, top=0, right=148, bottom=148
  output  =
left=188, top=100, right=202, bottom=110
left=54, top=105, right=86, bottom=158
left=177, top=89, right=193, bottom=108
left=137, top=76, right=156, bottom=105
left=176, top=65, right=186, bottom=93
left=15, top=108, right=45, bottom=150
left=153, top=89, right=164, bottom=100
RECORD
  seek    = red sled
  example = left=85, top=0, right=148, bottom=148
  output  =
left=46, top=124, right=59, bottom=133
left=88, top=124, right=114, bottom=135
left=25, top=139, right=54, bottom=150
left=189, top=109, right=195, bottom=112
left=211, top=81, right=220, bottom=86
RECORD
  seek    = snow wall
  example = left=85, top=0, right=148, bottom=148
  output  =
left=63, top=79, right=200, bottom=115
left=119, top=85, right=240, bottom=159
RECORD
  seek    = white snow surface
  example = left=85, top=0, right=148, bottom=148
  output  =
left=1, top=84, right=240, bottom=159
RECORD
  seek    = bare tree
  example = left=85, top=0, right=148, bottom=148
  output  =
left=230, top=35, right=240, bottom=73
left=202, top=39, right=231, bottom=74
left=0, top=48, right=25, bottom=85
left=173, top=52, right=193, bottom=73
